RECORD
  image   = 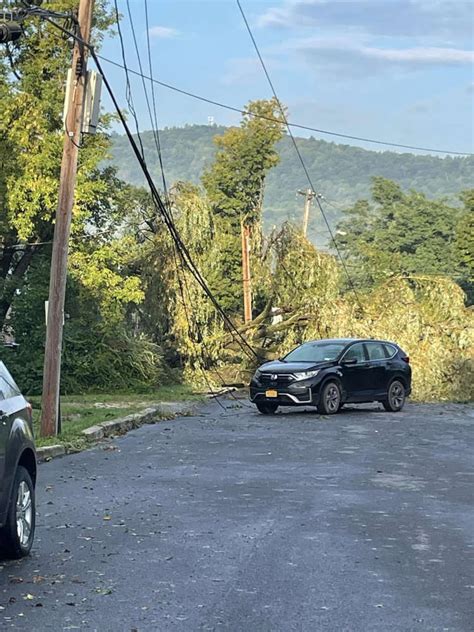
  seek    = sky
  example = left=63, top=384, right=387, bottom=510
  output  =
left=98, top=0, right=474, bottom=155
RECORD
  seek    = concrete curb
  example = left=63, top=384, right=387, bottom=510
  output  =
left=36, top=444, right=66, bottom=462
left=37, top=401, right=197, bottom=463
left=81, top=402, right=197, bottom=440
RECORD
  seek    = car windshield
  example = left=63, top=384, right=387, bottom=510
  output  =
left=283, top=341, right=347, bottom=363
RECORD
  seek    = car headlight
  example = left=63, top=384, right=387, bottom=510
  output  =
left=292, top=370, right=320, bottom=381
left=254, top=369, right=262, bottom=379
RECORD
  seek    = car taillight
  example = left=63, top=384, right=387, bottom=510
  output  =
left=26, top=402, right=33, bottom=417
left=402, top=356, right=410, bottom=364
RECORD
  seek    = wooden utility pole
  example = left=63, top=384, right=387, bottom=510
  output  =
left=298, top=188, right=316, bottom=238
left=41, top=0, right=94, bottom=437
left=241, top=221, right=252, bottom=324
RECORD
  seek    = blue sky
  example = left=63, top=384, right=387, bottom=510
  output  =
left=98, top=0, right=474, bottom=155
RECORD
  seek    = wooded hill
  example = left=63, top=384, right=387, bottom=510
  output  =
left=110, top=125, right=473, bottom=244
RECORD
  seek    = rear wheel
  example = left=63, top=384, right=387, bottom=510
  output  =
left=317, top=381, right=341, bottom=415
left=0, top=466, right=35, bottom=559
left=256, top=402, right=278, bottom=415
left=383, top=380, right=406, bottom=412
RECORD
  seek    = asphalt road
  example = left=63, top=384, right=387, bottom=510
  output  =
left=1, top=399, right=473, bottom=631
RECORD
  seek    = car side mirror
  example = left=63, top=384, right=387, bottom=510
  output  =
left=342, top=358, right=357, bottom=365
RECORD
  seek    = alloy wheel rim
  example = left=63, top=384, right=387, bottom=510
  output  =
left=390, top=382, right=404, bottom=409
left=326, top=385, right=340, bottom=412
left=16, top=481, right=32, bottom=547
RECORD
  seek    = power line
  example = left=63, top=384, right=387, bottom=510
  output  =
left=113, top=0, right=144, bottom=160
left=42, top=14, right=260, bottom=361
left=143, top=0, right=168, bottom=199
left=130, top=0, right=238, bottom=406
left=94, top=54, right=474, bottom=157
left=236, top=0, right=365, bottom=313
left=87, top=55, right=259, bottom=363
left=38, top=10, right=473, bottom=157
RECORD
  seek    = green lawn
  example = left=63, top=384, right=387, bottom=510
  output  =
left=30, top=384, right=201, bottom=449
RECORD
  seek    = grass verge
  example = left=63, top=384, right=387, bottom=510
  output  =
left=30, top=384, right=202, bottom=449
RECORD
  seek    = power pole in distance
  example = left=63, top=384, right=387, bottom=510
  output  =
left=41, top=0, right=95, bottom=437
left=298, top=188, right=316, bottom=238
left=241, top=220, right=252, bottom=324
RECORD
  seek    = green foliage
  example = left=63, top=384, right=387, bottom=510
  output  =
left=133, top=168, right=473, bottom=402
left=335, top=178, right=470, bottom=300
left=133, top=184, right=227, bottom=373
left=69, top=236, right=144, bottom=323
left=2, top=13, right=472, bottom=406
left=0, top=0, right=134, bottom=332
left=110, top=125, right=474, bottom=246
left=455, top=190, right=474, bottom=303
left=199, top=100, right=285, bottom=312
left=307, top=277, right=473, bottom=402
left=202, top=99, right=285, bottom=226
left=3, top=254, right=164, bottom=395
left=0, top=6, right=163, bottom=396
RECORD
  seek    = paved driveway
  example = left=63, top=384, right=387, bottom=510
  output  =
left=1, top=400, right=473, bottom=631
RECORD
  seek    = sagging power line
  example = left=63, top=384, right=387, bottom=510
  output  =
left=123, top=0, right=243, bottom=405
left=88, top=50, right=260, bottom=362
left=43, top=9, right=260, bottom=363
left=94, top=54, right=474, bottom=157
left=236, top=0, right=365, bottom=314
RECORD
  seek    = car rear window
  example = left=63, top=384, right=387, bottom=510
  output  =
left=382, top=344, right=397, bottom=358
left=0, top=362, right=21, bottom=400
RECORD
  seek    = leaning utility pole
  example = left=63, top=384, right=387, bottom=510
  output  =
left=298, top=188, right=316, bottom=238
left=41, top=0, right=95, bottom=437
left=241, top=221, right=252, bottom=324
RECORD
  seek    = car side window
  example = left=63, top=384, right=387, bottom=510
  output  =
left=367, top=342, right=387, bottom=361
left=343, top=343, right=366, bottom=363
left=0, top=362, right=20, bottom=400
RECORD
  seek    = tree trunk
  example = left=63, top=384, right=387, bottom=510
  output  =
left=0, top=247, right=39, bottom=329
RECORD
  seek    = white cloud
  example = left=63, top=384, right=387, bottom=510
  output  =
left=365, top=47, right=473, bottom=64
left=259, top=0, right=474, bottom=40
left=148, top=26, right=179, bottom=39
left=285, top=36, right=474, bottom=76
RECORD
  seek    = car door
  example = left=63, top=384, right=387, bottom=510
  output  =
left=0, top=374, right=11, bottom=492
left=340, top=342, right=371, bottom=401
left=0, top=363, right=22, bottom=491
left=365, top=342, right=391, bottom=396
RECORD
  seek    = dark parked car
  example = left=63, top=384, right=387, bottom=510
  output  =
left=0, top=360, right=36, bottom=558
left=250, top=338, right=411, bottom=415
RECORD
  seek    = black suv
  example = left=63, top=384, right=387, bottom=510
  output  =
left=0, top=360, right=36, bottom=558
left=250, top=338, right=411, bottom=415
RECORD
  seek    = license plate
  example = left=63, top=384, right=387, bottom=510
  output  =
left=265, top=389, right=278, bottom=398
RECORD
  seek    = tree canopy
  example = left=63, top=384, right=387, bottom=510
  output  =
left=0, top=1, right=159, bottom=393
left=335, top=177, right=473, bottom=302
left=0, top=15, right=472, bottom=404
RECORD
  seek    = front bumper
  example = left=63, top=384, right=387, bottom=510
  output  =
left=249, top=385, right=316, bottom=406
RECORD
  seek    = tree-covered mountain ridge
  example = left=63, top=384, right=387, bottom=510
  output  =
left=109, top=125, right=473, bottom=242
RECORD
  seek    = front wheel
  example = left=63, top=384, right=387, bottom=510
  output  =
left=317, top=381, right=341, bottom=415
left=256, top=402, right=278, bottom=415
left=0, top=466, right=36, bottom=559
left=383, top=380, right=406, bottom=412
